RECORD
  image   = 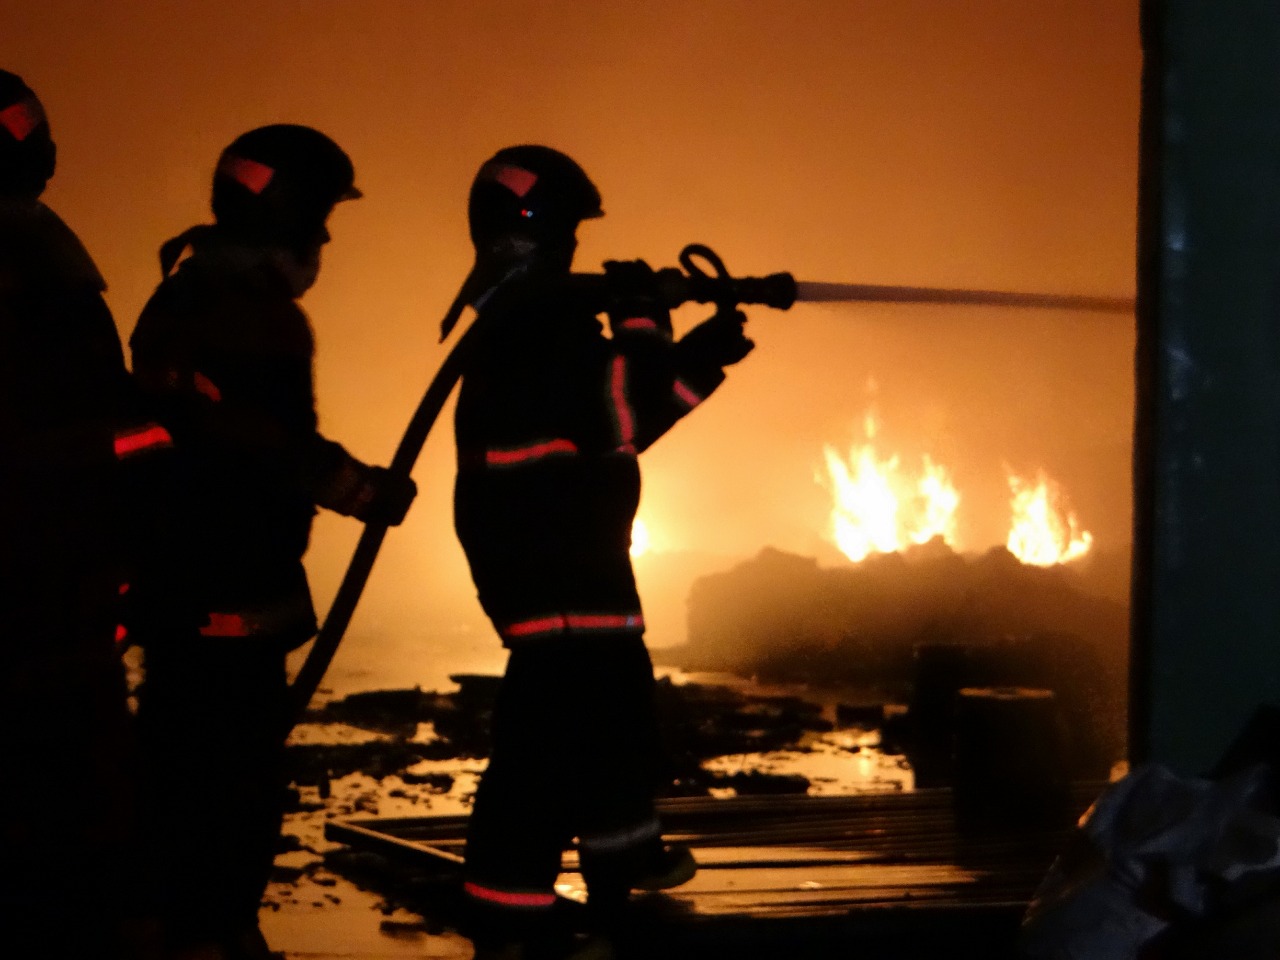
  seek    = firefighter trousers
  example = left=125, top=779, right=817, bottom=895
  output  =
left=0, top=648, right=139, bottom=959
left=135, top=640, right=291, bottom=947
left=463, top=633, right=667, bottom=937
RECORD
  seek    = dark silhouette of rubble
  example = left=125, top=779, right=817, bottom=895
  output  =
left=659, top=542, right=1129, bottom=779
left=655, top=679, right=833, bottom=795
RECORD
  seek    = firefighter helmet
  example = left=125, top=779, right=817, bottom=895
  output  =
left=0, top=70, right=55, bottom=198
left=468, top=144, right=604, bottom=252
left=439, top=146, right=604, bottom=340
left=211, top=124, right=361, bottom=251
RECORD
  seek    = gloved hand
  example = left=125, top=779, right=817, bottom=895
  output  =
left=603, top=259, right=661, bottom=306
left=354, top=467, right=418, bottom=527
left=603, top=259, right=673, bottom=339
left=678, top=308, right=755, bottom=367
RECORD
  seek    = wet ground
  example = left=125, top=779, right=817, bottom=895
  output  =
left=261, top=673, right=917, bottom=958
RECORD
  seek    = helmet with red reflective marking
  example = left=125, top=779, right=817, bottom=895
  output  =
left=211, top=124, right=361, bottom=252
left=0, top=70, right=55, bottom=198
left=440, top=145, right=604, bottom=340
left=468, top=144, right=603, bottom=252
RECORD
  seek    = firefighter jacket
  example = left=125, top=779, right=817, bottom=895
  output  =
left=0, top=197, right=169, bottom=660
left=453, top=272, right=729, bottom=646
left=128, top=230, right=380, bottom=648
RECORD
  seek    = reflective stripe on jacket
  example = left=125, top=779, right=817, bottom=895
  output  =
left=127, top=232, right=369, bottom=647
left=197, top=592, right=317, bottom=640
left=113, top=422, right=173, bottom=458
left=499, top=610, right=645, bottom=644
left=453, top=273, right=726, bottom=645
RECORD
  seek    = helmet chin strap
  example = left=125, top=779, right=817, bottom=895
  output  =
left=489, top=234, right=539, bottom=262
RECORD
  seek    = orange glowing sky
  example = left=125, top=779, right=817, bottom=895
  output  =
left=8, top=1, right=1140, bottom=681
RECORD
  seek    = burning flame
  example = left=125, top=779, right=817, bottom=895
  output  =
left=821, top=413, right=960, bottom=562
left=821, top=413, right=1092, bottom=566
left=1005, top=471, right=1093, bottom=566
left=630, top=518, right=651, bottom=558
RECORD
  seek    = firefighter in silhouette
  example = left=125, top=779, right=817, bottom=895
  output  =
left=450, top=145, right=755, bottom=959
left=128, top=124, right=416, bottom=960
left=0, top=70, right=171, bottom=959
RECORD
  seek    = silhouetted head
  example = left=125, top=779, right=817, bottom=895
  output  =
left=440, top=145, right=604, bottom=340
left=0, top=70, right=56, bottom=199
left=211, top=124, right=360, bottom=255
left=468, top=144, right=603, bottom=274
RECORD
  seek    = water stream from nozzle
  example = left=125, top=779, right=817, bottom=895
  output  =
left=667, top=244, right=1133, bottom=314
left=794, top=280, right=1134, bottom=314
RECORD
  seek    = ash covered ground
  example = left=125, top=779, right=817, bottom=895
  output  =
left=263, top=673, right=909, bottom=942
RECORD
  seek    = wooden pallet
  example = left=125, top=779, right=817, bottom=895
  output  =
left=324, top=786, right=1098, bottom=921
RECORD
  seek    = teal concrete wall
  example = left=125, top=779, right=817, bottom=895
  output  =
left=1132, top=0, right=1280, bottom=772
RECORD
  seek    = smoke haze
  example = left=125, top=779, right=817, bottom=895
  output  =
left=7, top=1, right=1140, bottom=688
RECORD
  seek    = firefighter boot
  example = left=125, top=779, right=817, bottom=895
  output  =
left=630, top=843, right=697, bottom=892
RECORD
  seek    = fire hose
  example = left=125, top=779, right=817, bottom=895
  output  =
left=286, top=243, right=1134, bottom=722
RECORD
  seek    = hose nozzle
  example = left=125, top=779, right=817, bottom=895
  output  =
left=658, top=243, right=796, bottom=310
left=569, top=243, right=796, bottom=314
left=656, top=265, right=797, bottom=310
